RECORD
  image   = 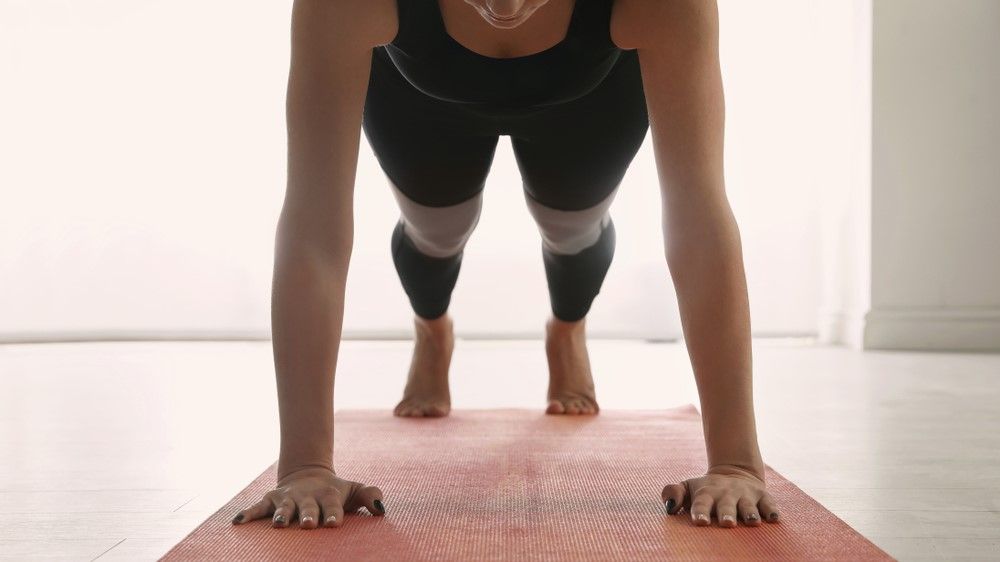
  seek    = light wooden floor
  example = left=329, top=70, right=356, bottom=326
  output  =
left=1, top=338, right=998, bottom=561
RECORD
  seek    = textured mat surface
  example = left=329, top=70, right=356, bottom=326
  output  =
left=161, top=405, right=894, bottom=561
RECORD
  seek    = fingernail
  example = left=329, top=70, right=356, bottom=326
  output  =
left=373, top=499, right=386, bottom=515
left=665, top=499, right=675, bottom=513
left=747, top=513, right=758, bottom=522
left=301, top=516, right=313, bottom=524
left=722, top=515, right=735, bottom=525
left=232, top=513, right=244, bottom=524
left=769, top=512, right=779, bottom=522
left=325, top=515, right=337, bottom=525
left=274, top=514, right=286, bottom=525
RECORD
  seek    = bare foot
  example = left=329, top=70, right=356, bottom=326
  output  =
left=544, top=315, right=600, bottom=415
left=394, top=313, right=454, bottom=417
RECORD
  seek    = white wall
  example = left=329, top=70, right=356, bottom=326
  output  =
left=0, top=1, right=866, bottom=342
left=864, top=0, right=1000, bottom=351
left=818, top=0, right=873, bottom=349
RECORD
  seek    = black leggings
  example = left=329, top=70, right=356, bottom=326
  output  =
left=362, top=48, right=649, bottom=321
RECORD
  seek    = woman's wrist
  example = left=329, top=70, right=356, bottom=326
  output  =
left=708, top=460, right=766, bottom=483
left=277, top=457, right=335, bottom=483
left=278, top=436, right=333, bottom=475
left=277, top=465, right=335, bottom=484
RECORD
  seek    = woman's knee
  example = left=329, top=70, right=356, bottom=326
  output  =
left=390, top=180, right=484, bottom=258
left=524, top=186, right=618, bottom=255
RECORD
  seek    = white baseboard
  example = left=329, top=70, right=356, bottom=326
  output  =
left=862, top=306, right=1000, bottom=352
left=0, top=329, right=660, bottom=344
left=0, top=329, right=818, bottom=346
left=817, top=307, right=869, bottom=350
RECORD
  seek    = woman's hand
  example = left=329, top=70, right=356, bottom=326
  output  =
left=231, top=466, right=385, bottom=529
left=661, top=464, right=779, bottom=528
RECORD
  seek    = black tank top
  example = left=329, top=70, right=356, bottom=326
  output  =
left=379, top=0, right=623, bottom=114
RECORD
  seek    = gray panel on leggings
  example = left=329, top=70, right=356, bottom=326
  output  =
left=389, top=180, right=484, bottom=258
left=390, top=179, right=618, bottom=258
left=523, top=185, right=618, bottom=255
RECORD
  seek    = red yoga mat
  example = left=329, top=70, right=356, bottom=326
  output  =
left=161, top=405, right=894, bottom=561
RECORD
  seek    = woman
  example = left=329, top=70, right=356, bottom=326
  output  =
left=232, top=0, right=780, bottom=531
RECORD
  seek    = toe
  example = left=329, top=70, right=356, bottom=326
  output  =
left=397, top=403, right=421, bottom=417
left=546, top=400, right=566, bottom=415
left=393, top=402, right=406, bottom=417
left=425, top=403, right=449, bottom=417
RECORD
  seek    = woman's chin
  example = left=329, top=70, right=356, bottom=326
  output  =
left=479, top=5, right=540, bottom=28
left=483, top=14, right=524, bottom=28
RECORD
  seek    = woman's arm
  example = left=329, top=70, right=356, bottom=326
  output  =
left=273, top=0, right=387, bottom=480
left=233, top=0, right=397, bottom=529
left=616, top=0, right=778, bottom=526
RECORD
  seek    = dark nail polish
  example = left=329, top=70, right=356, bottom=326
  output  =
left=274, top=514, right=286, bottom=525
left=232, top=513, right=244, bottom=524
left=374, top=499, right=386, bottom=514
left=769, top=512, right=778, bottom=522
left=747, top=513, right=758, bottom=521
left=665, top=499, right=675, bottom=513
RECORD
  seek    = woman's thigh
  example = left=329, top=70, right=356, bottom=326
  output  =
left=508, top=50, right=650, bottom=212
left=363, top=48, right=501, bottom=208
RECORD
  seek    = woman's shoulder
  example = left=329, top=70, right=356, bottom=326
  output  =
left=611, top=0, right=718, bottom=51
left=610, top=0, right=647, bottom=50
left=370, top=0, right=401, bottom=47
left=299, top=0, right=399, bottom=48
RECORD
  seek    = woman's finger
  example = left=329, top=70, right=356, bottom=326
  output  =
left=232, top=495, right=275, bottom=525
left=737, top=496, right=761, bottom=526
left=272, top=496, right=296, bottom=528
left=352, top=485, right=386, bottom=516
left=757, top=493, right=780, bottom=523
left=715, top=494, right=739, bottom=528
left=689, top=491, right=715, bottom=526
left=320, top=493, right=346, bottom=527
left=297, top=497, right=321, bottom=529
left=660, top=483, right=686, bottom=515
